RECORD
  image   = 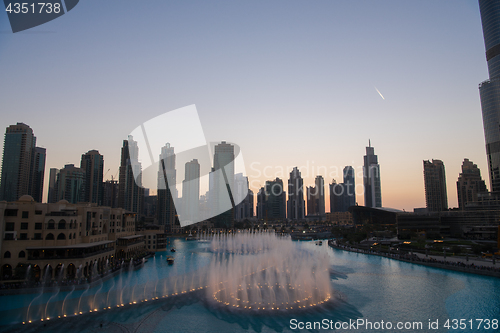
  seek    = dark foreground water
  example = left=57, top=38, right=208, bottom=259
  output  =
left=0, top=239, right=499, bottom=333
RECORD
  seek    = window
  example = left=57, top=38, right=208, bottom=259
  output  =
left=21, top=223, right=28, bottom=230
left=19, top=233, right=28, bottom=240
left=35, top=210, right=42, bottom=215
left=35, top=223, right=42, bottom=230
left=4, top=209, right=17, bottom=217
left=48, top=220, right=55, bottom=229
left=69, top=233, right=72, bottom=239
left=22, top=211, right=29, bottom=219
left=34, top=233, right=42, bottom=240
left=46, top=233, right=54, bottom=240
left=18, top=251, right=25, bottom=258
left=148, top=235, right=151, bottom=239
left=4, top=251, right=11, bottom=258
left=92, top=212, right=96, bottom=218
left=4, top=233, right=14, bottom=240
left=58, top=220, right=66, bottom=229
left=57, top=233, right=66, bottom=240
left=5, top=223, right=14, bottom=231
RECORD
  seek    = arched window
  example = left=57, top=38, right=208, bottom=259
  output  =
left=57, top=233, right=66, bottom=240
left=3, top=251, right=11, bottom=258
left=69, top=233, right=72, bottom=240
left=18, top=251, right=26, bottom=258
left=47, top=219, right=55, bottom=229
left=46, top=233, right=54, bottom=240
left=58, top=220, right=66, bottom=229
left=73, top=233, right=76, bottom=239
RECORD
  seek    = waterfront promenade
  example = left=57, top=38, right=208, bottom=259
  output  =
left=328, top=240, right=500, bottom=278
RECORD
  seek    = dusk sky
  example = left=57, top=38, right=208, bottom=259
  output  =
left=0, top=0, right=490, bottom=211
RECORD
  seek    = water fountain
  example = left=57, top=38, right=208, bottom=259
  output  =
left=18, top=231, right=334, bottom=327
left=206, top=232, right=332, bottom=312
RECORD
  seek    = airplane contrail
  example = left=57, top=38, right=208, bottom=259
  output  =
left=374, top=86, right=385, bottom=100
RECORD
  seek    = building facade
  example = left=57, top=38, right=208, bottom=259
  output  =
left=0, top=196, right=144, bottom=282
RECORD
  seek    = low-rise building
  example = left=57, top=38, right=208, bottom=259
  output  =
left=0, top=195, right=145, bottom=282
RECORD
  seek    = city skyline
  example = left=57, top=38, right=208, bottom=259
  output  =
left=0, top=1, right=488, bottom=211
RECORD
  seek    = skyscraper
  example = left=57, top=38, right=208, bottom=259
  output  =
left=54, top=164, right=86, bottom=204
left=0, top=123, right=45, bottom=202
left=182, top=159, right=200, bottom=222
left=234, top=173, right=253, bottom=221
left=29, top=147, right=46, bottom=203
left=287, top=167, right=305, bottom=220
left=157, top=143, right=177, bottom=231
left=307, top=176, right=325, bottom=216
left=256, top=187, right=265, bottom=220
left=330, top=167, right=356, bottom=213
left=212, top=141, right=235, bottom=228
left=103, top=179, right=119, bottom=208
left=118, top=136, right=144, bottom=214
left=342, top=166, right=356, bottom=209
left=363, top=141, right=382, bottom=207
left=479, top=1, right=500, bottom=193
left=264, top=178, right=286, bottom=220
left=47, top=168, right=59, bottom=203
left=81, top=150, right=104, bottom=205
left=423, top=159, right=448, bottom=212
left=457, top=158, right=488, bottom=209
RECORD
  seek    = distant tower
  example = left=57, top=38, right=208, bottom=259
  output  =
left=457, top=158, right=488, bottom=209
left=307, top=175, right=325, bottom=216
left=29, top=147, right=46, bottom=203
left=264, top=178, right=286, bottom=220
left=234, top=173, right=253, bottom=221
left=54, top=164, right=86, bottom=203
left=256, top=187, right=266, bottom=220
left=0, top=123, right=45, bottom=202
left=423, top=159, right=448, bottom=212
left=118, top=136, right=144, bottom=214
left=157, top=143, right=177, bottom=231
left=212, top=141, right=235, bottom=228
left=81, top=150, right=104, bottom=205
left=479, top=0, right=500, bottom=193
left=287, top=167, right=305, bottom=220
left=329, top=179, right=343, bottom=213
left=47, top=168, right=59, bottom=203
left=342, top=166, right=356, bottom=210
left=103, top=179, right=119, bottom=208
left=363, top=141, right=382, bottom=207
left=182, top=159, right=200, bottom=223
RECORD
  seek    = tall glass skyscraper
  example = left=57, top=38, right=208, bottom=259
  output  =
left=479, top=0, right=500, bottom=193
left=0, top=123, right=45, bottom=202
left=363, top=141, right=382, bottom=208
left=81, top=150, right=104, bottom=205
left=287, top=167, right=305, bottom=220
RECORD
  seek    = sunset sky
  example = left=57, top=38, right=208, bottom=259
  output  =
left=0, top=0, right=490, bottom=212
